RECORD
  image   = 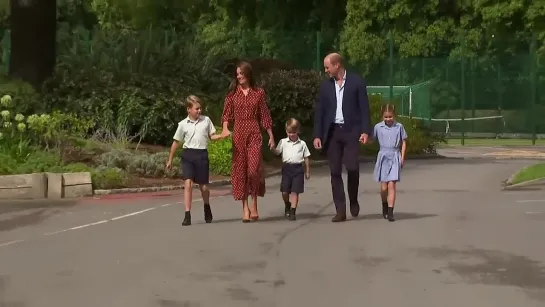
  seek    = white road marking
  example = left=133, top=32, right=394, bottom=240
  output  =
left=525, top=212, right=541, bottom=215
left=110, top=207, right=157, bottom=220
left=516, top=200, right=545, bottom=203
left=0, top=195, right=213, bottom=249
left=0, top=240, right=23, bottom=247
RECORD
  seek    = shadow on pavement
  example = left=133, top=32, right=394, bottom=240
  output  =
left=209, top=212, right=437, bottom=224
left=0, top=199, right=78, bottom=232
left=0, top=199, right=78, bottom=215
left=360, top=212, right=438, bottom=221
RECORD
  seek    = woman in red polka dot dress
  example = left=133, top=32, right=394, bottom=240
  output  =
left=221, top=61, right=275, bottom=223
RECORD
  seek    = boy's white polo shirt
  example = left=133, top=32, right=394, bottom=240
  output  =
left=275, top=137, right=311, bottom=164
left=173, top=115, right=216, bottom=149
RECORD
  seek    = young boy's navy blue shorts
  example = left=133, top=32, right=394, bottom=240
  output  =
left=181, top=149, right=209, bottom=184
left=280, top=163, right=304, bottom=194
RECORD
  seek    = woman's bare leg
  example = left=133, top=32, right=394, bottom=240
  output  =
left=250, top=196, right=259, bottom=219
left=242, top=198, right=250, bottom=221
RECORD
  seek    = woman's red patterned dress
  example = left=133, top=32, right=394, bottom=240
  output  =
left=222, top=87, right=273, bottom=200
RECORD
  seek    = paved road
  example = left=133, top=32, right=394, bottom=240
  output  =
left=1, top=159, right=545, bottom=307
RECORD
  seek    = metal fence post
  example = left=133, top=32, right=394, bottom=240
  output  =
left=530, top=34, right=537, bottom=145
left=388, top=30, right=394, bottom=101
left=315, top=31, right=321, bottom=72
left=460, top=58, right=466, bottom=146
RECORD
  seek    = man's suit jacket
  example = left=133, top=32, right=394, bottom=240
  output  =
left=313, top=71, right=372, bottom=147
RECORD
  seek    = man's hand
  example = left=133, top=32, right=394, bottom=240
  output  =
left=359, top=133, right=369, bottom=145
left=313, top=138, right=322, bottom=149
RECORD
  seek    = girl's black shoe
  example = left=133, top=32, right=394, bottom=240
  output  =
left=382, top=202, right=388, bottom=219
left=204, top=204, right=213, bottom=223
left=182, top=211, right=191, bottom=226
left=387, top=207, right=395, bottom=222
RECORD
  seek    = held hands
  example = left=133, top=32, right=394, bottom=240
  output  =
left=313, top=138, right=322, bottom=149
left=220, top=129, right=231, bottom=139
left=359, top=133, right=369, bottom=145
left=268, top=138, right=275, bottom=149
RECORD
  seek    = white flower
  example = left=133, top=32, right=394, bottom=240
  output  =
left=15, top=113, right=24, bottom=122
left=17, top=122, right=26, bottom=132
left=3, top=121, right=11, bottom=128
left=0, top=95, right=12, bottom=107
left=1, top=110, right=9, bottom=120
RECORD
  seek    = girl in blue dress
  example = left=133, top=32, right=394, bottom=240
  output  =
left=372, top=104, right=407, bottom=222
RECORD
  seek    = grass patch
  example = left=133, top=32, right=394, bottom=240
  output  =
left=442, top=138, right=545, bottom=147
left=510, top=163, right=545, bottom=185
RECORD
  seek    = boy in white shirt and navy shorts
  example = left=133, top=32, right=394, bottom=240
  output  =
left=271, top=118, right=311, bottom=221
left=166, top=95, right=226, bottom=226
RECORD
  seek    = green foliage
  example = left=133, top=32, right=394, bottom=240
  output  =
left=91, top=166, right=129, bottom=189
left=364, top=95, right=445, bottom=155
left=260, top=69, right=443, bottom=155
left=260, top=69, right=324, bottom=140
left=208, top=134, right=232, bottom=176
left=95, top=131, right=233, bottom=178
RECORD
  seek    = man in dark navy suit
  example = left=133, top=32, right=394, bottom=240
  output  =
left=313, top=53, right=372, bottom=222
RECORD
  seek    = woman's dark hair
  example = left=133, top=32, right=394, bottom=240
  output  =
left=229, top=60, right=255, bottom=93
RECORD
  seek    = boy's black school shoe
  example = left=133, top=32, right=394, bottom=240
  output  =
left=288, top=207, right=297, bottom=221
left=382, top=202, right=388, bottom=219
left=284, top=202, right=291, bottom=218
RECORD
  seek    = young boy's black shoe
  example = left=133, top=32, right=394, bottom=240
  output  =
left=382, top=202, right=388, bottom=219
left=288, top=207, right=297, bottom=221
left=387, top=207, right=395, bottom=222
left=182, top=211, right=191, bottom=226
left=204, top=203, right=213, bottom=223
left=284, top=202, right=291, bottom=218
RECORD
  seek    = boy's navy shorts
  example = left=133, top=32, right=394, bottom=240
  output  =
left=181, top=149, right=209, bottom=184
left=280, top=163, right=304, bottom=194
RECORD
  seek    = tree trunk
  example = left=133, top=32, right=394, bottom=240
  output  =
left=9, top=0, right=56, bottom=89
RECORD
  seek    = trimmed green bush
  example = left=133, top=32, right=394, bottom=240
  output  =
left=260, top=69, right=444, bottom=156
left=41, top=71, right=202, bottom=145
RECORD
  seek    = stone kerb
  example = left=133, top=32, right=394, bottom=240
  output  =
left=0, top=172, right=93, bottom=200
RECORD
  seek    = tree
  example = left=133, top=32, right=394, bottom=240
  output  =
left=9, top=0, right=57, bottom=89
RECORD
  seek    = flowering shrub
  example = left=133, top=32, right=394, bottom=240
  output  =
left=0, top=94, right=95, bottom=155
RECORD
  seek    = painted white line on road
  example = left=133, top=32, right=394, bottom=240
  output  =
left=525, top=212, right=542, bottom=214
left=70, top=220, right=108, bottom=230
left=0, top=240, right=23, bottom=247
left=516, top=200, right=545, bottom=203
left=0, top=196, right=219, bottom=249
left=110, top=207, right=156, bottom=220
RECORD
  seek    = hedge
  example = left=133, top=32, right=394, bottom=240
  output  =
left=260, top=69, right=444, bottom=156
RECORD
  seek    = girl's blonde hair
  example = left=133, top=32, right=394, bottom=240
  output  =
left=185, top=95, right=202, bottom=108
left=381, top=103, right=396, bottom=115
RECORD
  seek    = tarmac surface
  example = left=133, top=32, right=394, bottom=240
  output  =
left=1, top=158, right=545, bottom=307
